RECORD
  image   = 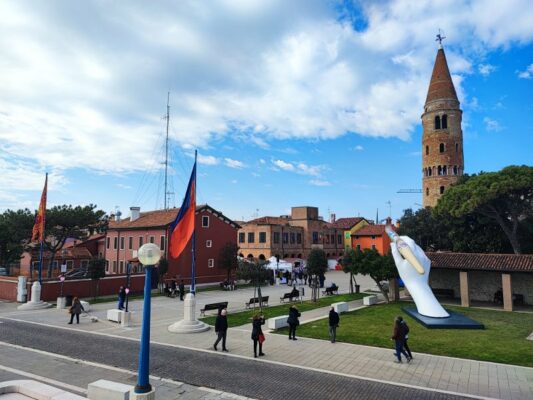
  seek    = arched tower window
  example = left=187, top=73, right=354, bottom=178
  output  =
left=443, top=165, right=447, bottom=175
left=425, top=145, right=429, bottom=155
left=440, top=186, right=445, bottom=194
left=426, top=188, right=429, bottom=196
left=434, top=116, right=441, bottom=129
left=439, top=143, right=445, bottom=153
left=438, top=165, right=442, bottom=175
left=428, top=167, right=432, bottom=176
left=442, top=114, right=448, bottom=129
left=455, top=143, right=459, bottom=153
left=453, top=166, right=458, bottom=175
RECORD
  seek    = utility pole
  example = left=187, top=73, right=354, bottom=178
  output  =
left=164, top=92, right=170, bottom=210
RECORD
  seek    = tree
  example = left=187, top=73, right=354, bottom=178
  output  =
left=0, top=209, right=34, bottom=273
left=218, top=242, right=239, bottom=282
left=44, top=204, right=106, bottom=277
left=306, top=248, right=328, bottom=302
left=356, top=249, right=397, bottom=303
left=340, top=248, right=360, bottom=293
left=236, top=258, right=270, bottom=312
left=88, top=257, right=106, bottom=300
left=157, top=258, right=169, bottom=293
left=436, top=165, right=533, bottom=254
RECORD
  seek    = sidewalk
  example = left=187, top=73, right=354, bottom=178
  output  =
left=1, top=281, right=532, bottom=400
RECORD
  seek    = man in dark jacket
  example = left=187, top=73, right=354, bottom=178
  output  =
left=214, top=308, right=228, bottom=352
left=328, top=307, right=340, bottom=343
left=287, top=305, right=301, bottom=340
left=179, top=280, right=185, bottom=301
left=392, top=316, right=411, bottom=363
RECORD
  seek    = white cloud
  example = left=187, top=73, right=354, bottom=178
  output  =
left=479, top=64, right=496, bottom=77
left=309, top=179, right=331, bottom=187
left=259, top=159, right=266, bottom=164
left=116, top=183, right=132, bottom=190
left=0, top=0, right=532, bottom=181
left=354, top=145, right=364, bottom=151
left=272, top=159, right=295, bottom=171
left=517, top=63, right=533, bottom=79
left=272, top=159, right=323, bottom=176
left=224, top=158, right=245, bottom=169
left=483, top=117, right=503, bottom=131
left=197, top=154, right=220, bottom=166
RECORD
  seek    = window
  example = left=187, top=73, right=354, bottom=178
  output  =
left=106, top=237, right=110, bottom=249
left=438, top=165, right=442, bottom=175
left=440, top=186, right=445, bottom=194
left=160, top=235, right=165, bottom=251
left=428, top=167, right=432, bottom=176
left=202, top=216, right=209, bottom=228
left=426, top=188, right=429, bottom=196
left=296, top=233, right=302, bottom=244
left=149, top=236, right=155, bottom=244
left=338, top=234, right=342, bottom=244
left=371, top=235, right=376, bottom=240
left=139, top=236, right=144, bottom=247
left=119, top=261, right=124, bottom=274
left=66, top=260, right=74, bottom=269
left=442, top=114, right=448, bottom=129
left=273, top=232, right=280, bottom=244
left=324, top=235, right=330, bottom=244
left=455, top=143, right=459, bottom=153
left=453, top=165, right=458, bottom=175
left=312, top=232, right=319, bottom=244
left=113, top=237, right=118, bottom=249
left=283, top=232, right=289, bottom=244
left=239, top=232, right=245, bottom=243
left=439, top=143, right=445, bottom=153
left=206, top=240, right=212, bottom=248
left=443, top=165, right=447, bottom=175
left=112, top=261, right=117, bottom=273
left=259, top=232, right=266, bottom=243
left=290, top=233, right=295, bottom=244
left=208, top=259, right=214, bottom=268
left=371, top=244, right=376, bottom=250
left=435, top=115, right=441, bottom=129
left=128, top=237, right=133, bottom=250
left=356, top=245, right=361, bottom=251
left=120, top=237, right=125, bottom=250
left=248, top=232, right=255, bottom=243
left=425, top=145, right=429, bottom=155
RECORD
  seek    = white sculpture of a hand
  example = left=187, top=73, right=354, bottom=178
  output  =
left=391, top=236, right=449, bottom=318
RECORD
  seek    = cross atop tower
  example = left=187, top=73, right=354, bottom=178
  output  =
left=436, top=29, right=446, bottom=49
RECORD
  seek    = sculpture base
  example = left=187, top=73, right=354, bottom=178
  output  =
left=17, top=301, right=52, bottom=311
left=168, top=293, right=210, bottom=333
left=402, top=307, right=484, bottom=329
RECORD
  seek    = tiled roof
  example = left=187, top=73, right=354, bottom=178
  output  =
left=331, top=217, right=366, bottom=229
left=425, top=48, right=458, bottom=104
left=428, top=252, right=533, bottom=272
left=352, top=224, right=388, bottom=236
left=245, top=216, right=291, bottom=225
left=108, top=205, right=240, bottom=230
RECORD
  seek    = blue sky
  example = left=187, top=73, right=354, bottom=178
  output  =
left=0, top=0, right=532, bottom=222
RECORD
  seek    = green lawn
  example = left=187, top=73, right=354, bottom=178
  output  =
left=201, top=292, right=368, bottom=327
left=278, top=301, right=533, bottom=367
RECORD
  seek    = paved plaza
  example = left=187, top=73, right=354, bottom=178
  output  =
left=0, top=271, right=532, bottom=399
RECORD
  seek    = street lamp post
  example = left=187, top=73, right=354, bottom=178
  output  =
left=134, top=243, right=161, bottom=397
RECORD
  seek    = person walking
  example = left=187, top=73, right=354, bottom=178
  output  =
left=328, top=307, right=340, bottom=343
left=251, top=314, right=266, bottom=358
left=213, top=308, right=229, bottom=352
left=117, top=286, right=126, bottom=310
left=391, top=316, right=411, bottom=363
left=400, top=317, right=413, bottom=360
left=287, top=305, right=301, bottom=340
left=68, top=297, right=85, bottom=324
left=179, top=280, right=185, bottom=301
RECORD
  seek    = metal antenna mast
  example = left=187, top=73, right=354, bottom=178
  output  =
left=164, top=92, right=170, bottom=210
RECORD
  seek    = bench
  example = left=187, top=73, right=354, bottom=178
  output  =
left=280, top=290, right=299, bottom=303
left=267, top=315, right=289, bottom=329
left=200, top=301, right=228, bottom=316
left=331, top=301, right=349, bottom=313
left=432, top=288, right=454, bottom=298
left=322, top=285, right=339, bottom=296
left=363, top=295, right=378, bottom=306
left=245, top=296, right=269, bottom=309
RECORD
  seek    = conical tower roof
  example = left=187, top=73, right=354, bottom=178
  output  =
left=425, top=48, right=458, bottom=105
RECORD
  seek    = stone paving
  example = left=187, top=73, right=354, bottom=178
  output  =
left=1, top=271, right=532, bottom=400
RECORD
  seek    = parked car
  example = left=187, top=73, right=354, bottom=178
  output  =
left=0, top=267, right=8, bottom=276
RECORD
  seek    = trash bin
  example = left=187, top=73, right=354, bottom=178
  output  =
left=65, top=295, right=73, bottom=307
left=355, top=284, right=360, bottom=294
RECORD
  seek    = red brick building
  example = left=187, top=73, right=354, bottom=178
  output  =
left=422, top=44, right=464, bottom=207
left=105, top=205, right=239, bottom=284
left=351, top=219, right=396, bottom=255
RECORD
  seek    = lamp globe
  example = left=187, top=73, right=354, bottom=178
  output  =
left=138, top=243, right=161, bottom=266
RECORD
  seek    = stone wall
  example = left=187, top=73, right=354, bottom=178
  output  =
left=429, top=268, right=460, bottom=298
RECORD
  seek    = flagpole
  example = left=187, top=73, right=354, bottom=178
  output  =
left=191, top=150, right=197, bottom=295
left=38, top=172, right=48, bottom=286
left=38, top=240, right=44, bottom=285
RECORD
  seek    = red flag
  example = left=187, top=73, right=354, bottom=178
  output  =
left=32, top=174, right=48, bottom=242
left=169, top=162, right=196, bottom=259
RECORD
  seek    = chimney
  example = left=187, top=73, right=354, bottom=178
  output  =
left=385, top=216, right=392, bottom=226
left=130, top=207, right=140, bottom=222
left=330, top=213, right=336, bottom=223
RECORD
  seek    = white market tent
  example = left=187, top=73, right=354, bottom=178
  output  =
left=266, top=256, right=293, bottom=272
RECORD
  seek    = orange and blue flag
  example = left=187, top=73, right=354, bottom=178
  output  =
left=32, top=173, right=48, bottom=242
left=169, top=161, right=196, bottom=259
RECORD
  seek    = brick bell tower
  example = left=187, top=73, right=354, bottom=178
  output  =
left=422, top=37, right=464, bottom=208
